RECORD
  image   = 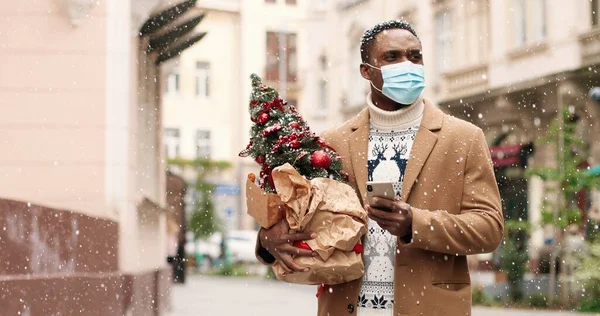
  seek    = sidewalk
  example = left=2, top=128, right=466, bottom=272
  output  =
left=168, top=275, right=596, bottom=316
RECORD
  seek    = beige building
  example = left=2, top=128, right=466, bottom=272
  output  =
left=325, top=0, right=600, bottom=277
left=0, top=0, right=204, bottom=314
left=162, top=0, right=331, bottom=231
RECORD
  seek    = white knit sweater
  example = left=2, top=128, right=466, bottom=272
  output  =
left=357, top=94, right=424, bottom=316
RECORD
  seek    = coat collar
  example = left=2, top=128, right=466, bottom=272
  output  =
left=347, top=99, right=444, bottom=204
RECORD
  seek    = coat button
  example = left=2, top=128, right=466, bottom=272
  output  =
left=347, top=303, right=354, bottom=313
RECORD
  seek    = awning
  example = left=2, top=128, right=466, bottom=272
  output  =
left=490, top=143, right=534, bottom=168
left=139, top=0, right=197, bottom=36
left=155, top=31, right=207, bottom=64
left=138, top=0, right=206, bottom=64
left=148, top=9, right=205, bottom=52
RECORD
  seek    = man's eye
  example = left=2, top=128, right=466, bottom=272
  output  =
left=409, top=53, right=422, bottom=61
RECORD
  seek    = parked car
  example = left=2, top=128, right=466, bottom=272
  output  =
left=226, top=230, right=259, bottom=263
left=185, top=230, right=259, bottom=271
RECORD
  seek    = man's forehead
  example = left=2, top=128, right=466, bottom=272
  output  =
left=372, top=28, right=420, bottom=48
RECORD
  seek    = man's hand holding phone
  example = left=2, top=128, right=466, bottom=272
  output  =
left=366, top=182, right=413, bottom=239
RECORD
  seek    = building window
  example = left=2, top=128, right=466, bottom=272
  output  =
left=196, top=130, right=211, bottom=159
left=318, top=79, right=328, bottom=115
left=532, top=0, right=547, bottom=41
left=512, top=0, right=546, bottom=48
left=195, top=62, right=210, bottom=98
left=164, top=128, right=181, bottom=158
left=266, top=32, right=297, bottom=82
left=465, top=0, right=490, bottom=65
left=347, top=41, right=365, bottom=107
left=319, top=54, right=328, bottom=70
left=285, top=0, right=296, bottom=4
left=592, top=0, right=599, bottom=27
left=513, top=0, right=527, bottom=47
left=435, top=10, right=453, bottom=75
left=166, top=71, right=180, bottom=94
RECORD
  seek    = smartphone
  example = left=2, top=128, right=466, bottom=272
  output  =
left=366, top=181, right=396, bottom=212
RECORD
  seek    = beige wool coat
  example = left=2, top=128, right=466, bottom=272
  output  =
left=256, top=99, right=504, bottom=316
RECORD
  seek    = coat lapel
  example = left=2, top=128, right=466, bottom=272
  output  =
left=345, top=100, right=444, bottom=204
left=348, top=108, right=370, bottom=205
left=400, top=100, right=444, bottom=202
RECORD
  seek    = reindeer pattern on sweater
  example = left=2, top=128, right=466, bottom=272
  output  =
left=358, top=124, right=418, bottom=312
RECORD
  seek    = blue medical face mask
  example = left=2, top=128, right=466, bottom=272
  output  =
left=364, top=61, right=426, bottom=105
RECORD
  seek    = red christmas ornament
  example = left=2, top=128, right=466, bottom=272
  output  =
left=272, top=98, right=284, bottom=111
left=250, top=100, right=259, bottom=107
left=255, top=155, right=265, bottom=164
left=257, top=113, right=270, bottom=125
left=311, top=150, right=331, bottom=169
left=290, top=139, right=301, bottom=149
left=262, top=123, right=282, bottom=136
left=288, top=122, right=301, bottom=130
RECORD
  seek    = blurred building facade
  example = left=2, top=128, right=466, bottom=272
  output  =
left=160, top=0, right=600, bottom=279
left=324, top=0, right=600, bottom=278
left=0, top=0, right=205, bottom=314
left=162, top=0, right=331, bottom=231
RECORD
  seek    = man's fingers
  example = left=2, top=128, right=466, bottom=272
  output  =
left=368, top=205, right=410, bottom=221
left=280, top=253, right=309, bottom=272
left=278, top=244, right=315, bottom=257
left=276, top=258, right=293, bottom=273
left=284, top=232, right=316, bottom=242
left=371, top=197, right=396, bottom=210
left=367, top=206, right=395, bottom=220
left=372, top=198, right=410, bottom=213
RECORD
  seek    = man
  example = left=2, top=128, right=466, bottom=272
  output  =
left=255, top=20, right=504, bottom=316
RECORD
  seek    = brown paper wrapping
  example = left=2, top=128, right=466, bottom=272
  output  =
left=270, top=163, right=368, bottom=285
left=245, top=173, right=286, bottom=229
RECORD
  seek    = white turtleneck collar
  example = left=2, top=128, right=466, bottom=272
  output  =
left=366, top=93, right=424, bottom=131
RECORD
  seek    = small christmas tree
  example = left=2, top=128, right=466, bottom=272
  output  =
left=239, top=74, right=346, bottom=192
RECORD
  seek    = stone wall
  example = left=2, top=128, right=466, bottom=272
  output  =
left=0, top=199, right=171, bottom=315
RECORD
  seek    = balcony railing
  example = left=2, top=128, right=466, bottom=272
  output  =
left=442, top=63, right=489, bottom=99
left=579, top=28, right=600, bottom=66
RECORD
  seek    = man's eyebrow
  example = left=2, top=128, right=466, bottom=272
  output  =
left=381, top=49, right=402, bottom=56
left=381, top=48, right=422, bottom=55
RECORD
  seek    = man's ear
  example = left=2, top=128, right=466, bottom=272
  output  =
left=360, top=63, right=371, bottom=81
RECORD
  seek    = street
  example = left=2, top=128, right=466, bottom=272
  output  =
left=168, top=275, right=591, bottom=316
